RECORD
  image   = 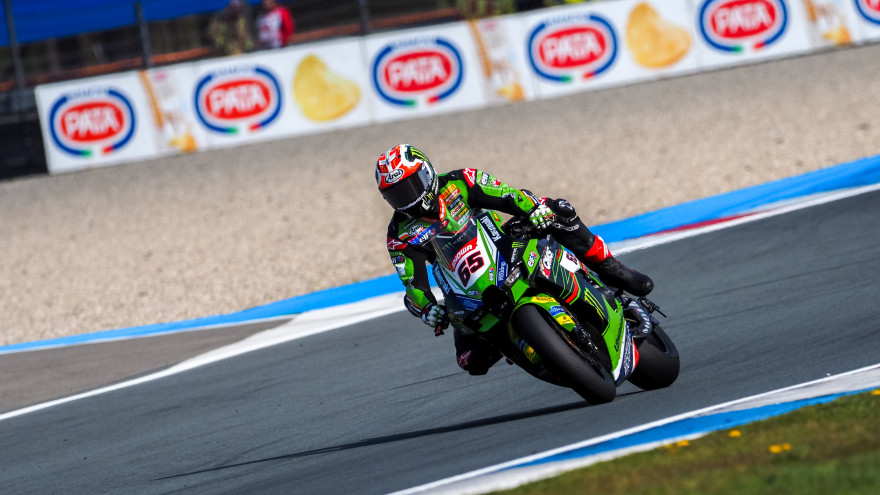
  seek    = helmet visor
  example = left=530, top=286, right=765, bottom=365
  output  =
left=381, top=164, right=435, bottom=212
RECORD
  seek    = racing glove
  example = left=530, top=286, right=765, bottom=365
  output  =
left=528, top=204, right=555, bottom=231
left=421, top=303, right=449, bottom=336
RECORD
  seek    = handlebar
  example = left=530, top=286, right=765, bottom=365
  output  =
left=501, top=217, right=540, bottom=238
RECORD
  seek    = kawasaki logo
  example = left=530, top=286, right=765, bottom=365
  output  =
left=479, top=216, right=502, bottom=241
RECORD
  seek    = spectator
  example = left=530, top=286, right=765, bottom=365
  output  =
left=210, top=0, right=254, bottom=56
left=257, top=0, right=294, bottom=50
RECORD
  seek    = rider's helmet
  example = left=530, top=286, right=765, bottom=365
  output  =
left=375, top=144, right=439, bottom=218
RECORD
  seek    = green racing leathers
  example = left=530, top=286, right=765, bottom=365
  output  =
left=385, top=168, right=653, bottom=373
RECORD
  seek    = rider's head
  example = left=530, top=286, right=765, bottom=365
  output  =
left=375, top=144, right=440, bottom=218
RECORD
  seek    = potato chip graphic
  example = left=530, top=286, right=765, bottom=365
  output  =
left=626, top=3, right=691, bottom=69
left=294, top=55, right=360, bottom=121
left=822, top=25, right=851, bottom=46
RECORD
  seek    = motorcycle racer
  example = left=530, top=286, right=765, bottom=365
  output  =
left=377, top=144, right=654, bottom=375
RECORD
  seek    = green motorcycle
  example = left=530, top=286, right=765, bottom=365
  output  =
left=399, top=208, right=680, bottom=404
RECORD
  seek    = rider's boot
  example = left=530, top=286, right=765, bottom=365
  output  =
left=542, top=197, right=654, bottom=297
left=454, top=329, right=503, bottom=376
left=588, top=256, right=654, bottom=297
left=582, top=235, right=654, bottom=297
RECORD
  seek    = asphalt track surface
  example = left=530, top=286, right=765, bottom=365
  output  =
left=3, top=190, right=880, bottom=494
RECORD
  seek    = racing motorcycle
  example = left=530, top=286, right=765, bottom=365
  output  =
left=399, top=207, right=679, bottom=405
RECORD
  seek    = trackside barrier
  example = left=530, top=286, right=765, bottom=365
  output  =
left=33, top=0, right=880, bottom=174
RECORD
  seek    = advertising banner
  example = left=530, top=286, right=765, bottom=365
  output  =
left=285, top=38, right=373, bottom=133
left=467, top=17, right=537, bottom=104
left=191, top=52, right=291, bottom=149
left=190, top=38, right=370, bottom=149
left=798, top=0, right=864, bottom=47
left=620, top=1, right=699, bottom=78
left=364, top=23, right=487, bottom=123
left=691, top=0, right=813, bottom=69
left=139, top=65, right=208, bottom=156
left=519, top=0, right=699, bottom=100
left=851, top=0, right=880, bottom=40
left=35, top=72, right=161, bottom=174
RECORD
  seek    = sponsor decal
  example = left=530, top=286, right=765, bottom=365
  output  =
left=457, top=350, right=472, bottom=368
left=617, top=327, right=634, bottom=385
left=433, top=265, right=453, bottom=295
left=697, top=0, right=789, bottom=52
left=412, top=223, right=438, bottom=245
left=549, top=305, right=565, bottom=317
left=540, top=246, right=554, bottom=277
left=194, top=65, right=282, bottom=134
left=385, top=168, right=405, bottom=183
left=372, top=36, right=464, bottom=107
left=527, top=12, right=618, bottom=83
left=555, top=314, right=575, bottom=327
left=542, top=247, right=554, bottom=270
left=463, top=168, right=477, bottom=187
left=478, top=171, right=503, bottom=188
left=457, top=296, right=483, bottom=311
left=527, top=251, right=538, bottom=268
left=496, top=259, right=508, bottom=286
left=479, top=215, right=502, bottom=241
left=560, top=250, right=581, bottom=273
left=451, top=239, right=478, bottom=269
left=387, top=237, right=408, bottom=250
left=516, top=338, right=538, bottom=362
left=855, top=0, right=880, bottom=25
left=48, top=87, right=136, bottom=157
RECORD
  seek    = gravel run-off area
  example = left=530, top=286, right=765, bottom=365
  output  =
left=1, top=44, right=879, bottom=347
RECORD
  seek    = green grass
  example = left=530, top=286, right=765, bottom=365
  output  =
left=494, top=390, right=880, bottom=495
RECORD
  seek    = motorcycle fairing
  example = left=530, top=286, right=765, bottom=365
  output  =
left=522, top=237, right=634, bottom=381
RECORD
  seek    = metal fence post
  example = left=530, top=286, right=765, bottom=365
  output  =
left=4, top=0, right=26, bottom=108
left=135, top=1, right=153, bottom=68
left=358, top=0, right=371, bottom=35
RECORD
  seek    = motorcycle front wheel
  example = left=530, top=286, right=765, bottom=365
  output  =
left=512, top=304, right=616, bottom=405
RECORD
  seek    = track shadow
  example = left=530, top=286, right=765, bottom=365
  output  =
left=156, top=399, right=599, bottom=480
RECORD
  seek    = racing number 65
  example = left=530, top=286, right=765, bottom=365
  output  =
left=457, top=253, right=484, bottom=285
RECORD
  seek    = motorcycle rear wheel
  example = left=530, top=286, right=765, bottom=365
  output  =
left=627, top=324, right=680, bottom=390
left=513, top=304, right=616, bottom=405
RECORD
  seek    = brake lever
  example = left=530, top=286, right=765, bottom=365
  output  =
left=639, top=297, right=667, bottom=318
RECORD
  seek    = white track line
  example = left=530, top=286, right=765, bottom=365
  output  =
left=0, top=292, right=407, bottom=422
left=390, top=364, right=880, bottom=495
left=614, top=182, right=880, bottom=255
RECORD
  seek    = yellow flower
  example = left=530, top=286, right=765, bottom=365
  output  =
left=769, top=445, right=783, bottom=454
left=729, top=430, right=742, bottom=438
